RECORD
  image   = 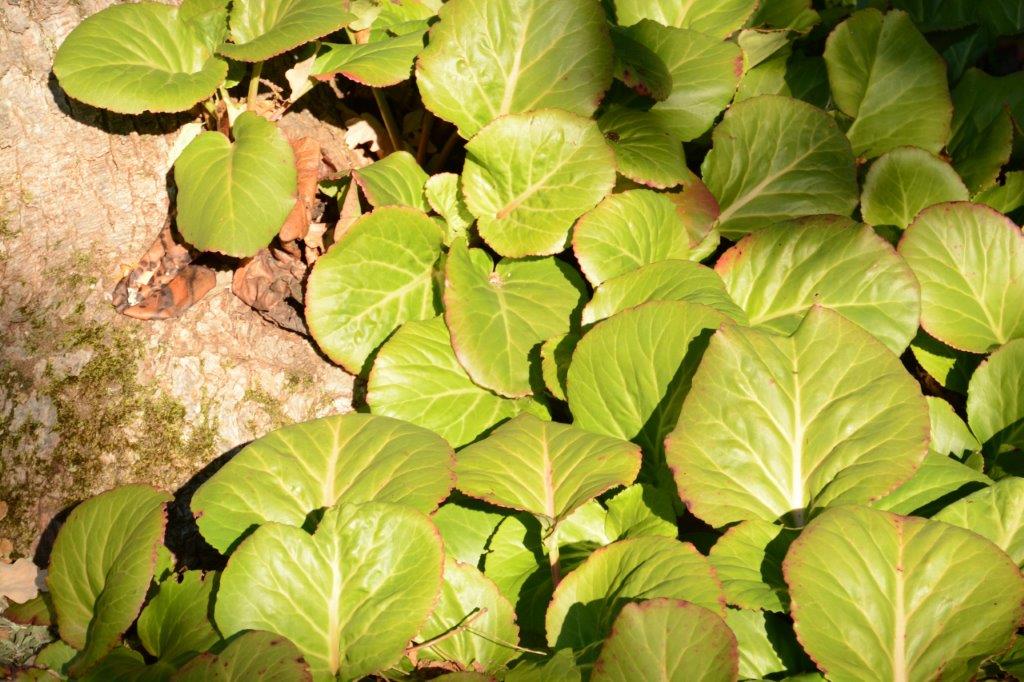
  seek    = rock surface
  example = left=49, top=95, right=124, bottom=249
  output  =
left=0, top=0, right=353, bottom=557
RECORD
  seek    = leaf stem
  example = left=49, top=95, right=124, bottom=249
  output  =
left=429, top=128, right=462, bottom=173
left=544, top=530, right=562, bottom=586
left=373, top=88, right=402, bottom=156
left=416, top=110, right=434, bottom=165
left=405, top=608, right=488, bottom=654
left=247, top=61, right=264, bottom=109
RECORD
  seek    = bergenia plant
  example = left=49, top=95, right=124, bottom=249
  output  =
left=5, top=0, right=1024, bottom=679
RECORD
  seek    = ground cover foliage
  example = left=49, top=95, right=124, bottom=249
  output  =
left=7, top=0, right=1024, bottom=679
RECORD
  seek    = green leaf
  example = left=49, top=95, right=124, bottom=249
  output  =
left=591, top=599, right=738, bottom=682
left=872, top=452, right=990, bottom=517
left=823, top=10, right=951, bottom=159
left=967, top=338, right=1024, bottom=451
left=567, top=301, right=724, bottom=474
left=215, top=502, right=444, bottom=681
left=306, top=207, right=444, bottom=373
left=367, top=316, right=524, bottom=447
left=785, top=505, right=1024, bottom=681
left=425, top=173, right=474, bottom=243
left=975, top=171, right=1024, bottom=215
left=666, top=179, right=722, bottom=255
left=507, top=650, right=582, bottom=681
left=462, top=110, right=616, bottom=257
left=218, top=0, right=354, bottom=61
left=443, top=239, right=586, bottom=397
left=2, top=593, right=53, bottom=626
left=47, top=485, right=171, bottom=676
left=715, top=216, right=920, bottom=354
left=609, top=27, right=672, bottom=101
left=604, top=484, right=677, bottom=540
left=174, top=112, right=296, bottom=257
left=81, top=646, right=173, bottom=682
left=545, top=537, right=725, bottom=654
left=484, top=511, right=604, bottom=646
left=596, top=107, right=688, bottom=189
left=312, top=30, right=424, bottom=87
left=614, top=0, right=759, bottom=39
left=432, top=496, right=507, bottom=567
left=701, top=95, right=858, bottom=239
left=667, top=307, right=929, bottom=527
left=708, top=520, right=797, bottom=612
left=573, top=189, right=698, bottom=287
left=582, top=260, right=747, bottom=326
left=417, top=559, right=520, bottom=671
left=33, top=640, right=77, bottom=677
left=860, top=147, right=969, bottom=230
left=909, top=330, right=981, bottom=394
left=612, top=21, right=742, bottom=142
left=725, top=609, right=813, bottom=681
left=539, top=331, right=578, bottom=402
left=53, top=2, right=227, bottom=114
left=455, top=414, right=641, bottom=527
left=415, top=0, right=612, bottom=138
left=934, top=478, right=1024, bottom=565
left=192, top=413, right=453, bottom=553
left=351, top=151, right=429, bottom=211
left=735, top=49, right=830, bottom=109
left=749, top=0, right=819, bottom=31
left=171, top=631, right=312, bottom=681
left=949, top=69, right=1024, bottom=192
left=927, top=397, right=980, bottom=457
left=898, top=202, right=1024, bottom=353
left=137, top=571, right=219, bottom=665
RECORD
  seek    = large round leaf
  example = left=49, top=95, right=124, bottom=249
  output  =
left=215, top=502, right=444, bottom=681
left=898, top=202, right=1024, bottom=353
left=784, top=505, right=1024, bottom=682
left=219, top=0, right=355, bottom=61
left=545, top=537, right=725, bottom=653
left=708, top=520, right=797, bottom=613
left=573, top=189, right=697, bottom=286
left=312, top=30, right=426, bottom=87
left=172, top=631, right=312, bottom=681
left=581, top=260, right=746, bottom=326
left=948, top=69, right=1024, bottom=192
left=137, top=571, right=219, bottom=665
left=701, top=95, right=858, bottom=238
left=667, top=306, right=929, bottom=528
left=462, top=110, right=616, bottom=257
left=567, top=301, right=724, bottom=469
left=823, top=9, right=951, bottom=159
left=967, top=338, right=1024, bottom=451
left=725, top=610, right=814, bottom=681
left=860, top=147, right=969, bottom=229
left=351, top=151, right=429, bottom=211
left=174, top=112, right=297, bottom=257
left=872, top=451, right=989, bottom=517
left=417, top=560, right=520, bottom=671
left=443, top=239, right=585, bottom=397
left=596, top=107, right=688, bottom=189
left=613, top=0, right=758, bottom=38
left=612, top=21, right=742, bottom=142
left=47, top=485, right=171, bottom=676
left=455, top=414, right=641, bottom=527
left=306, top=207, right=444, bottom=373
left=934, top=478, right=1024, bottom=565
left=591, top=599, right=739, bottom=682
left=53, top=2, right=227, bottom=114
left=191, top=413, right=454, bottom=553
left=715, top=216, right=920, bottom=354
left=415, top=0, right=613, bottom=138
left=367, top=316, right=523, bottom=447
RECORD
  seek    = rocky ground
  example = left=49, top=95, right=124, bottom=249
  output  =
left=0, top=0, right=354, bottom=562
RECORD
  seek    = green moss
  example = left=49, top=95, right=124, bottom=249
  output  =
left=0, top=309, right=220, bottom=555
left=244, top=383, right=290, bottom=431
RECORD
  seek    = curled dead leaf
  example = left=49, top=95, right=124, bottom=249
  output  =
left=279, top=137, right=322, bottom=242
